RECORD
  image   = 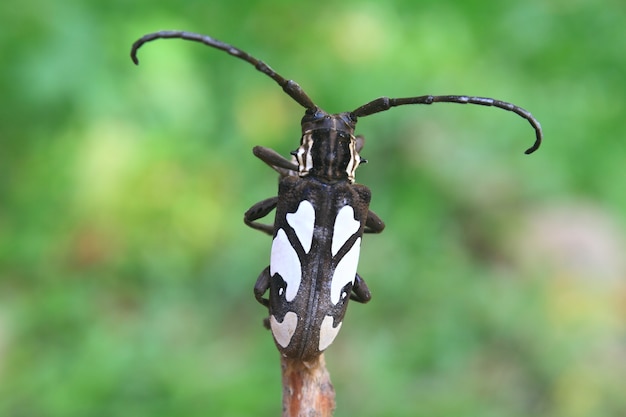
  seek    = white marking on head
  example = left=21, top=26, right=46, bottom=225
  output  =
left=345, top=135, right=361, bottom=183
left=270, top=228, right=301, bottom=302
left=318, top=315, right=342, bottom=351
left=286, top=200, right=315, bottom=253
left=331, top=206, right=360, bottom=256
left=330, top=237, right=361, bottom=305
left=295, top=133, right=314, bottom=177
left=270, top=312, right=298, bottom=348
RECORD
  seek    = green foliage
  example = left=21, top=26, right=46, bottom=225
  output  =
left=1, top=0, right=625, bottom=416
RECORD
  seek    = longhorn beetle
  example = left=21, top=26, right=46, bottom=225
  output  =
left=131, top=31, right=542, bottom=361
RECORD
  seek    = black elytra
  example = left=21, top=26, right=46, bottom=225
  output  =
left=130, top=31, right=543, bottom=360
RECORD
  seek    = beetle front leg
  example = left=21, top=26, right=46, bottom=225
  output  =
left=364, top=209, right=385, bottom=234
left=253, top=146, right=299, bottom=177
left=350, top=273, right=372, bottom=303
left=244, top=196, right=278, bottom=236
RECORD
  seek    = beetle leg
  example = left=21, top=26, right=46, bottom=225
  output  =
left=254, top=267, right=272, bottom=330
left=364, top=209, right=385, bottom=234
left=253, top=146, right=299, bottom=177
left=350, top=273, right=372, bottom=303
left=254, top=266, right=271, bottom=308
left=244, top=196, right=278, bottom=236
left=355, top=134, right=365, bottom=153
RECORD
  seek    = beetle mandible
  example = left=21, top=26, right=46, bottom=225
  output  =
left=130, top=31, right=543, bottom=361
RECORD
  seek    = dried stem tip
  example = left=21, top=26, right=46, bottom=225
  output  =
left=281, top=354, right=336, bottom=417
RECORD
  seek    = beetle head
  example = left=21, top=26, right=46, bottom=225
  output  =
left=294, top=109, right=362, bottom=183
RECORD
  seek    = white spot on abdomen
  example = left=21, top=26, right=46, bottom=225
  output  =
left=270, top=312, right=298, bottom=348
left=330, top=237, right=361, bottom=305
left=270, top=228, right=301, bottom=302
left=331, top=206, right=360, bottom=256
left=286, top=200, right=315, bottom=253
left=318, top=315, right=342, bottom=351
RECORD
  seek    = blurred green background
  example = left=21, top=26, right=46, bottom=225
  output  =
left=1, top=0, right=625, bottom=416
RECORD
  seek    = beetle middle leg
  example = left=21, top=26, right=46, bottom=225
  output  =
left=244, top=146, right=297, bottom=235
left=350, top=273, right=372, bottom=303
left=244, top=196, right=278, bottom=236
left=254, top=266, right=271, bottom=307
left=254, top=266, right=272, bottom=329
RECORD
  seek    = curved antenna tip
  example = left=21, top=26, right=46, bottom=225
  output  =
left=130, top=42, right=141, bottom=65
left=524, top=144, right=540, bottom=155
left=523, top=138, right=541, bottom=155
left=524, top=128, right=543, bottom=155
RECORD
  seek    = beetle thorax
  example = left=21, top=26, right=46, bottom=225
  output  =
left=294, top=111, right=361, bottom=183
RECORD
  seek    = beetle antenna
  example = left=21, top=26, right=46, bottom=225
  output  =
left=351, top=95, right=542, bottom=154
left=130, top=30, right=318, bottom=111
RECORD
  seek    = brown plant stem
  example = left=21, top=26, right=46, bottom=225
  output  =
left=280, top=354, right=335, bottom=417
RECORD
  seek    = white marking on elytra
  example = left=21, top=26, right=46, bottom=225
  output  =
left=330, top=237, right=361, bottom=305
left=286, top=200, right=315, bottom=253
left=270, top=312, right=298, bottom=348
left=331, top=206, right=360, bottom=256
left=318, top=315, right=342, bottom=351
left=270, top=228, right=301, bottom=302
